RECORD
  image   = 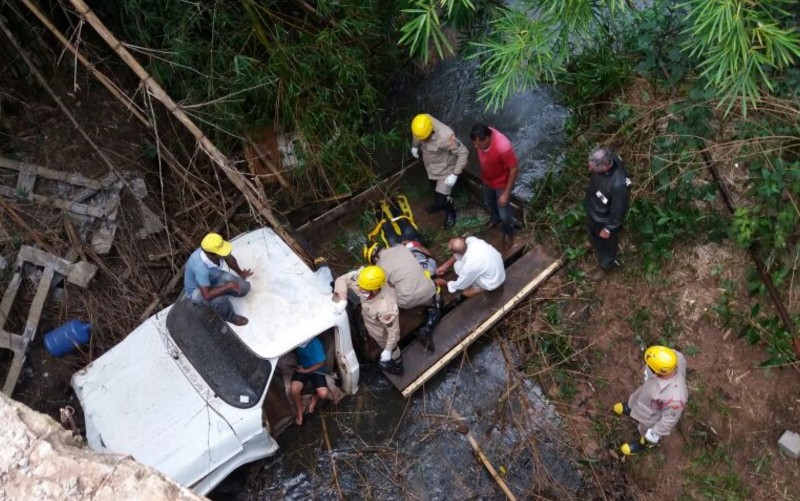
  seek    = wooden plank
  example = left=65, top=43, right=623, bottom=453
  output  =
left=0, top=156, right=104, bottom=189
left=3, top=264, right=56, bottom=395
left=0, top=264, right=23, bottom=328
left=382, top=248, right=562, bottom=397
left=22, top=266, right=55, bottom=344
left=0, top=185, right=107, bottom=218
left=296, top=164, right=417, bottom=234
left=2, top=349, right=25, bottom=395
left=16, top=164, right=37, bottom=195
left=71, top=172, right=118, bottom=204
left=18, top=246, right=75, bottom=277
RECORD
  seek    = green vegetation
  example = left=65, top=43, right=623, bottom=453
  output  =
left=506, top=0, right=800, bottom=365
left=681, top=0, right=800, bottom=114
left=104, top=0, right=405, bottom=203
left=398, top=0, right=800, bottom=114
left=515, top=299, right=585, bottom=403
left=680, top=445, right=750, bottom=501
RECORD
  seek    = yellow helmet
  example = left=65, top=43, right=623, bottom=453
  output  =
left=357, top=265, right=385, bottom=291
left=201, top=233, right=232, bottom=257
left=644, top=346, right=678, bottom=375
left=362, top=242, right=383, bottom=264
left=411, top=114, right=433, bottom=141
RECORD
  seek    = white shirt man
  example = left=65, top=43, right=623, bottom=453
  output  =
left=435, top=236, right=505, bottom=298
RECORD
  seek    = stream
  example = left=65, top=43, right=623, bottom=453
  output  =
left=238, top=341, right=582, bottom=500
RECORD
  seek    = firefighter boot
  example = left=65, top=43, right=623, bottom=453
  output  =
left=427, top=193, right=447, bottom=214
left=417, top=300, right=442, bottom=352
left=379, top=357, right=404, bottom=376
left=613, top=402, right=631, bottom=416
left=620, top=436, right=655, bottom=456
left=444, top=196, right=457, bottom=229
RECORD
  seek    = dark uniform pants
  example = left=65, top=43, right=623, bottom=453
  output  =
left=587, top=218, right=621, bottom=270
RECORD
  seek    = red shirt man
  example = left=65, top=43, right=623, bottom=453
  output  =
left=470, top=124, right=519, bottom=245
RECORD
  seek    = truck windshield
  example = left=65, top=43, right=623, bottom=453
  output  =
left=166, top=297, right=271, bottom=409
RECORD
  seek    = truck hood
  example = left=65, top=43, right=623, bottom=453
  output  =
left=71, top=307, right=244, bottom=487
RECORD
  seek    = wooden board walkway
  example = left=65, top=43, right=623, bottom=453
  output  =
left=384, top=246, right=562, bottom=397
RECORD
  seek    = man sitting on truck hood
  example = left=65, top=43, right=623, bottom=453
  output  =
left=434, top=236, right=505, bottom=298
left=184, top=232, right=253, bottom=326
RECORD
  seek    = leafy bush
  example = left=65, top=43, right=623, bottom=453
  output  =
left=731, top=160, right=800, bottom=252
left=103, top=0, right=405, bottom=199
left=624, top=0, right=694, bottom=87
left=558, top=32, right=633, bottom=114
left=681, top=0, right=800, bottom=114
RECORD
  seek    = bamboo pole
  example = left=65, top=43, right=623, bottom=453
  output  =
left=19, top=0, right=224, bottom=217
left=66, top=0, right=311, bottom=264
left=450, top=409, right=518, bottom=501
left=0, top=17, right=167, bottom=238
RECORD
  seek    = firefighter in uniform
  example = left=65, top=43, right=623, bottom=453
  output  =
left=364, top=242, right=441, bottom=349
left=333, top=266, right=404, bottom=375
left=364, top=243, right=436, bottom=309
left=584, top=146, right=631, bottom=279
left=614, top=345, right=688, bottom=455
left=410, top=114, right=469, bottom=229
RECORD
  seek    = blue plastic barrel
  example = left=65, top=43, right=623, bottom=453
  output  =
left=44, top=320, right=91, bottom=357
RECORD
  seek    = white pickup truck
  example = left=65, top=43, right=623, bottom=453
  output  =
left=71, top=228, right=360, bottom=494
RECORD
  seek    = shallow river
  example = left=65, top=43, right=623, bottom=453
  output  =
left=233, top=341, right=582, bottom=500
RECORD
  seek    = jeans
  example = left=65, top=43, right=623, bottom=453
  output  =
left=483, top=185, right=513, bottom=236
left=188, top=269, right=251, bottom=321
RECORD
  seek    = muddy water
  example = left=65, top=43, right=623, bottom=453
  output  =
left=224, top=59, right=576, bottom=500
left=239, top=341, right=581, bottom=500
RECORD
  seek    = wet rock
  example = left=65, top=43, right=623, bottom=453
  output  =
left=0, top=393, right=204, bottom=501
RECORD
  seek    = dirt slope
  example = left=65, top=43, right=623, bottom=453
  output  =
left=539, top=238, right=800, bottom=500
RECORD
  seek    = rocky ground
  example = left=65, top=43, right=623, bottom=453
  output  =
left=0, top=392, right=203, bottom=500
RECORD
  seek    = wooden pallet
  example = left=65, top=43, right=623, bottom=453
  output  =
left=0, top=156, right=115, bottom=218
left=0, top=246, right=96, bottom=394
left=384, top=247, right=562, bottom=397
